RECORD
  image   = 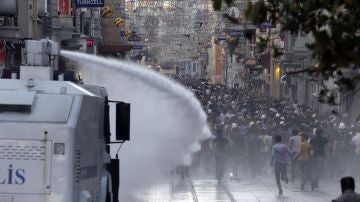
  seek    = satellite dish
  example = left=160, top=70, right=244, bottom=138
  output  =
left=226, top=7, right=240, bottom=20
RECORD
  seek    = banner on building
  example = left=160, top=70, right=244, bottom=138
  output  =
left=0, top=41, right=6, bottom=66
left=73, top=0, right=105, bottom=8
left=59, top=0, right=70, bottom=15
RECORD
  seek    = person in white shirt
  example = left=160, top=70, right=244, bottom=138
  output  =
left=351, top=130, right=360, bottom=155
left=289, top=129, right=301, bottom=182
left=351, top=126, right=360, bottom=177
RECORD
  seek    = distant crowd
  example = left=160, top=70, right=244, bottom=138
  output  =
left=176, top=78, right=360, bottom=197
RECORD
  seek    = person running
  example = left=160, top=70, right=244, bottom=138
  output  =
left=310, top=128, right=328, bottom=190
left=272, top=135, right=292, bottom=195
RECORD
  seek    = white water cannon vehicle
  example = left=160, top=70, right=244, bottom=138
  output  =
left=0, top=39, right=130, bottom=202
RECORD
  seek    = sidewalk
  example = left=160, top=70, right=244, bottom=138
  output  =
left=223, top=177, right=339, bottom=202
left=124, top=173, right=341, bottom=202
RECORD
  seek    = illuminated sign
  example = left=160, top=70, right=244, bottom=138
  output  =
left=74, top=0, right=105, bottom=8
left=86, top=39, right=94, bottom=46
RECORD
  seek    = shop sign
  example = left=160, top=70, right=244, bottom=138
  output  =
left=229, top=31, right=244, bottom=37
left=140, top=51, right=148, bottom=56
left=127, top=36, right=141, bottom=41
left=259, top=22, right=276, bottom=29
left=86, top=39, right=94, bottom=46
left=59, top=0, right=70, bottom=15
left=245, top=58, right=257, bottom=67
left=132, top=45, right=143, bottom=49
left=74, top=0, right=105, bottom=8
left=6, top=38, right=32, bottom=49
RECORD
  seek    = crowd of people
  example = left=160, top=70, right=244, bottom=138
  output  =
left=176, top=78, right=360, bottom=196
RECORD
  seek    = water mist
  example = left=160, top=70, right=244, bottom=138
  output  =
left=61, top=51, right=211, bottom=199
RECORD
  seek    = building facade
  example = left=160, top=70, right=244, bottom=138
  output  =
left=0, top=0, right=102, bottom=73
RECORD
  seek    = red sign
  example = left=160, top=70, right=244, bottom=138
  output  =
left=0, top=41, right=6, bottom=65
left=86, top=39, right=94, bottom=46
left=59, top=0, right=70, bottom=16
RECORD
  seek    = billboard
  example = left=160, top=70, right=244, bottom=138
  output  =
left=74, top=0, right=105, bottom=8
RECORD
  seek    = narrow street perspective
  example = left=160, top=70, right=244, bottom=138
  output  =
left=0, top=0, right=360, bottom=202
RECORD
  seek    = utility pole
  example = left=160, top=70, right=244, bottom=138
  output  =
left=32, top=0, right=38, bottom=39
left=224, top=47, right=228, bottom=86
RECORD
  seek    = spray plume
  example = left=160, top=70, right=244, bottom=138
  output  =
left=60, top=51, right=211, bottom=198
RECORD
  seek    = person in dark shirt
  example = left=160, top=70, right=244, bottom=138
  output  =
left=247, top=127, right=263, bottom=178
left=310, top=128, right=328, bottom=190
left=332, top=176, right=360, bottom=202
left=229, top=123, right=245, bottom=179
left=213, top=127, right=230, bottom=183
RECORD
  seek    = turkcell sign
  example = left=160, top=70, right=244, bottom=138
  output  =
left=74, top=0, right=105, bottom=8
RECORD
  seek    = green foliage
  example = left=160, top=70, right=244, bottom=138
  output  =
left=212, top=0, right=234, bottom=10
left=257, top=37, right=268, bottom=51
left=244, top=0, right=360, bottom=105
left=213, top=0, right=222, bottom=11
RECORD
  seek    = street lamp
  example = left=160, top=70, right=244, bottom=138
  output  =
left=275, top=64, right=281, bottom=99
left=275, top=66, right=280, bottom=76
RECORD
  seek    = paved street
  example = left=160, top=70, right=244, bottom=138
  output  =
left=125, top=173, right=342, bottom=202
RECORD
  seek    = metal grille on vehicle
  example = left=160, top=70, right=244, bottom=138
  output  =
left=0, top=144, right=46, bottom=161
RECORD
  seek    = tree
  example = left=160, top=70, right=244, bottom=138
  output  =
left=212, top=0, right=360, bottom=106
left=212, top=0, right=234, bottom=11
left=244, top=0, right=360, bottom=106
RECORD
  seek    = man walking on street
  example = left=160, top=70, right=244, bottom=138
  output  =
left=289, top=129, right=301, bottom=182
left=272, top=135, right=292, bottom=195
left=297, top=133, right=312, bottom=190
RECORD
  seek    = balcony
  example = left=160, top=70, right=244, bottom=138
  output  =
left=0, top=26, right=21, bottom=39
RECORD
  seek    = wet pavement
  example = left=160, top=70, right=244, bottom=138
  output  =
left=125, top=172, right=342, bottom=202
